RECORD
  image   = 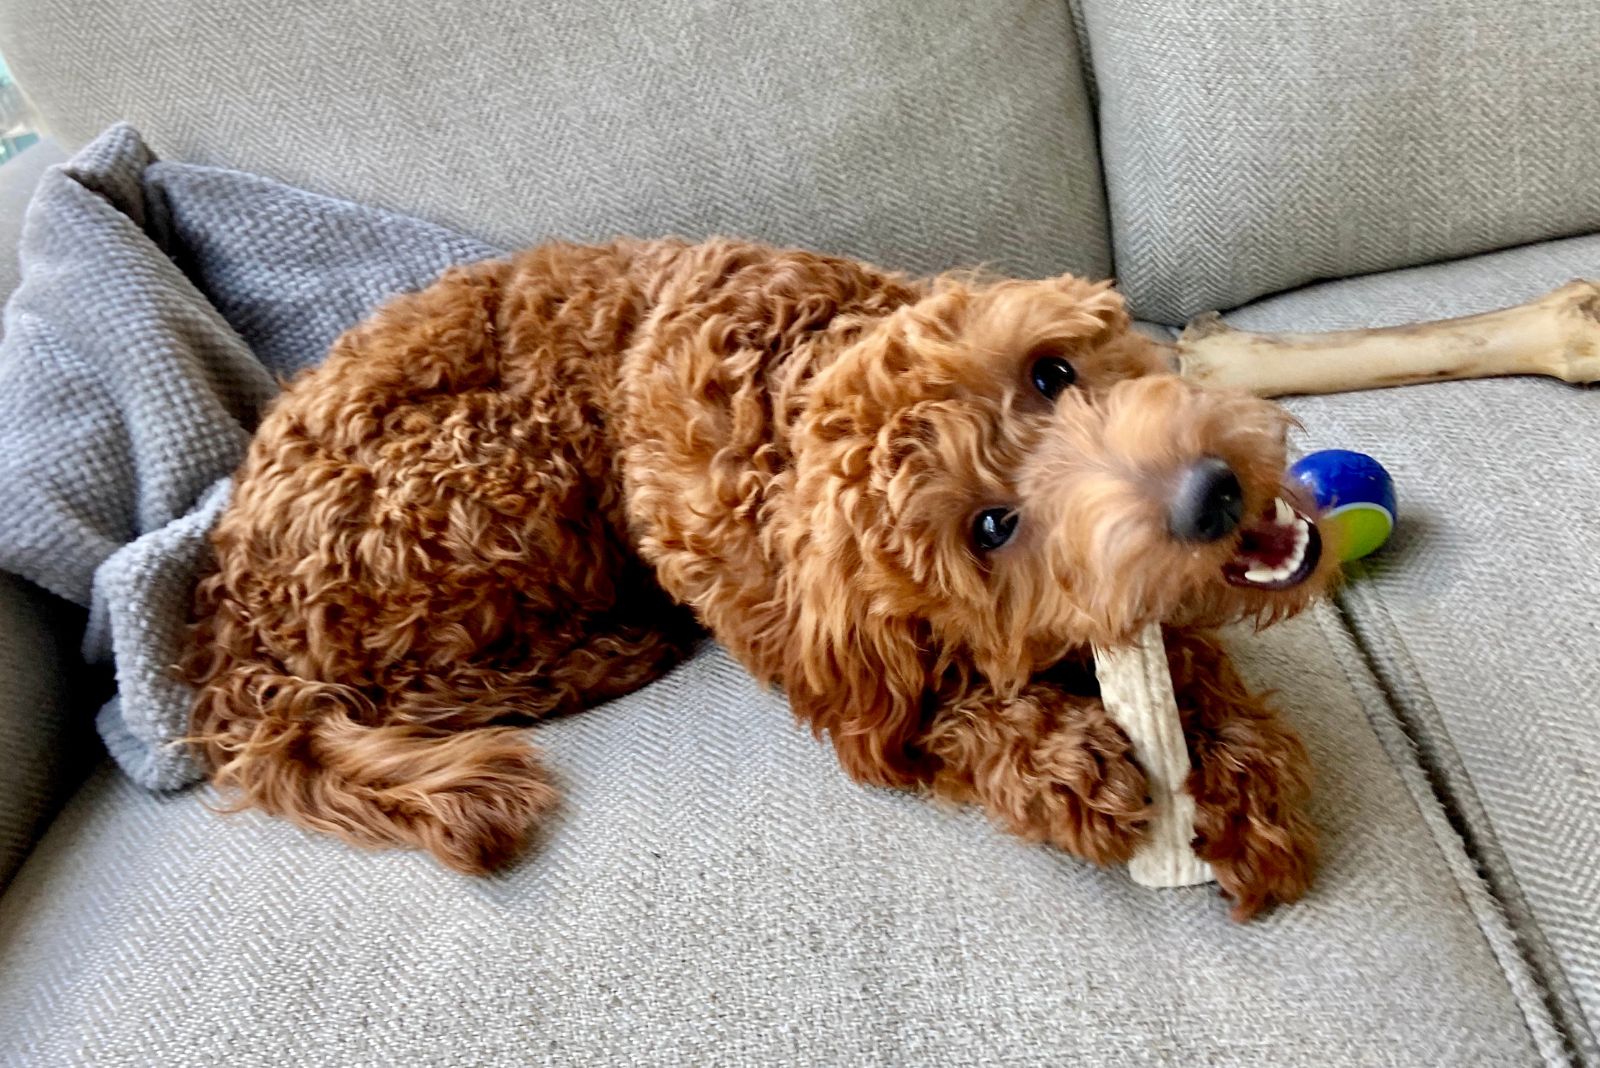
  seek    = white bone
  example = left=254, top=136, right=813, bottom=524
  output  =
left=1092, top=623, right=1214, bottom=888
left=1175, top=279, right=1600, bottom=398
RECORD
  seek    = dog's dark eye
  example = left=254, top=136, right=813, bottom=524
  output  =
left=972, top=508, right=1018, bottom=552
left=1030, top=355, right=1077, bottom=400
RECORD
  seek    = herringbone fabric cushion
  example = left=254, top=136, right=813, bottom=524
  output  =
left=0, top=608, right=1557, bottom=1065
left=1078, top=0, right=1600, bottom=323
left=0, top=0, right=1110, bottom=284
left=1227, top=232, right=1600, bottom=1056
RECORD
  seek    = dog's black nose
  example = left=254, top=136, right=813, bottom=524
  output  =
left=1168, top=458, right=1245, bottom=542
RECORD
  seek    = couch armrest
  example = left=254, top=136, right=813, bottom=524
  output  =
left=1, top=138, right=96, bottom=888
left=0, top=573, right=99, bottom=887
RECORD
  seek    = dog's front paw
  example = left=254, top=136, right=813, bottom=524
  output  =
left=923, top=689, right=1153, bottom=868
left=1186, top=718, right=1317, bottom=919
left=1028, top=712, right=1153, bottom=866
left=1194, top=804, right=1317, bottom=921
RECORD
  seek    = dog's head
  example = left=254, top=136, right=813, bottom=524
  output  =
left=782, top=275, right=1338, bottom=782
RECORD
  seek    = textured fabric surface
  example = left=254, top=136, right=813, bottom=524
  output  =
left=0, top=574, right=84, bottom=889
left=1078, top=0, right=1600, bottom=323
left=1224, top=234, right=1600, bottom=1058
left=0, top=136, right=98, bottom=888
left=0, top=0, right=1109, bottom=284
left=0, top=125, right=499, bottom=789
left=0, top=138, right=67, bottom=303
left=0, top=608, right=1550, bottom=1066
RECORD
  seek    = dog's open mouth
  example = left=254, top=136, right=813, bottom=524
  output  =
left=1222, top=497, right=1322, bottom=591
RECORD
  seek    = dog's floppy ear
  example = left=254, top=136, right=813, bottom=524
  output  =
left=783, top=559, right=931, bottom=787
left=776, top=298, right=948, bottom=786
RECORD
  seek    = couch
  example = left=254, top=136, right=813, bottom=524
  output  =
left=1, top=1, right=1596, bottom=1064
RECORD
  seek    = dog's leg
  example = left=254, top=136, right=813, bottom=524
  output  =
left=1163, top=629, right=1317, bottom=920
left=389, top=589, right=702, bottom=729
left=921, top=681, right=1153, bottom=867
left=1175, top=279, right=1600, bottom=397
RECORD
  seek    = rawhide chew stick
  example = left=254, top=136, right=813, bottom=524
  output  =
left=1092, top=623, right=1214, bottom=888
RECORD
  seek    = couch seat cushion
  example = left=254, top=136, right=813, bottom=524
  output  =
left=0, top=607, right=1552, bottom=1065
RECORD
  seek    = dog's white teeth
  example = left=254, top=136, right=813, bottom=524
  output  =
left=1236, top=505, right=1316, bottom=587
left=1241, top=515, right=1314, bottom=586
left=1277, top=521, right=1311, bottom=577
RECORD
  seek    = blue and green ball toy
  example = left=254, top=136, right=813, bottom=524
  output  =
left=1288, top=450, right=1396, bottom=562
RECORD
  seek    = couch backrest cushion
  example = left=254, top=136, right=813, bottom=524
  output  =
left=3, top=0, right=1110, bottom=282
left=1079, top=0, right=1600, bottom=323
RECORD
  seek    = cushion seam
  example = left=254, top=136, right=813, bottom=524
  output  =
left=1320, top=584, right=1593, bottom=1065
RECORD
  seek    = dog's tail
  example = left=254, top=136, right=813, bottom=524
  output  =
left=185, top=661, right=558, bottom=875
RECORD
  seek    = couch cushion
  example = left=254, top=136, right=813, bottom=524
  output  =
left=0, top=0, right=1109, bottom=284
left=0, top=606, right=1555, bottom=1065
left=1223, top=233, right=1600, bottom=1058
left=1077, top=0, right=1600, bottom=323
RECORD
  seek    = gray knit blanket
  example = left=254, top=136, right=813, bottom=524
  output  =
left=0, top=125, right=500, bottom=789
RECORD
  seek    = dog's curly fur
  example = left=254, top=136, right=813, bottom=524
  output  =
left=185, top=238, right=1336, bottom=917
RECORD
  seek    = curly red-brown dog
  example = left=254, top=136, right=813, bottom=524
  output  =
left=186, top=238, right=1336, bottom=919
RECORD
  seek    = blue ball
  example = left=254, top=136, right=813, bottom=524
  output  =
left=1288, top=450, right=1396, bottom=561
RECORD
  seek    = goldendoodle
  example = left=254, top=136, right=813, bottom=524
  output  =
left=185, top=238, right=1334, bottom=918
